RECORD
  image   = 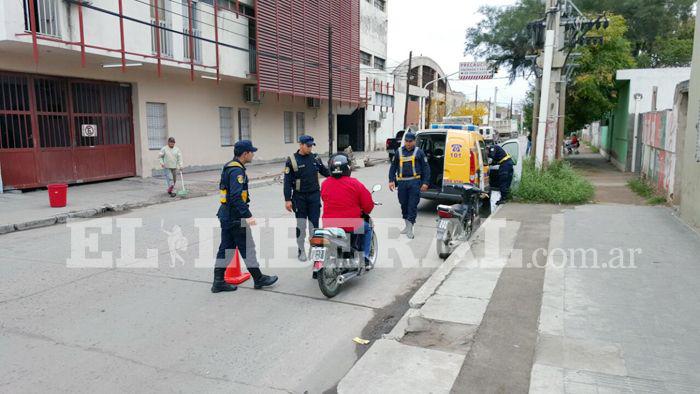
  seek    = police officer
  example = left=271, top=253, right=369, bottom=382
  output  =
left=388, top=131, right=430, bottom=239
left=211, top=140, right=278, bottom=293
left=284, top=135, right=331, bottom=261
left=488, top=144, right=514, bottom=205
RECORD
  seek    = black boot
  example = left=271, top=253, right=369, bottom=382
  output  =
left=211, top=268, right=237, bottom=293
left=249, top=268, right=279, bottom=289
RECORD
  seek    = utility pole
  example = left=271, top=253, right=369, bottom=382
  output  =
left=403, top=51, right=412, bottom=130
left=493, top=87, right=498, bottom=121
left=474, top=85, right=479, bottom=124
left=535, top=0, right=563, bottom=169
left=327, top=25, right=334, bottom=156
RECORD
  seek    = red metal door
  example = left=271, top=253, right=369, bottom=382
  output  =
left=0, top=72, right=135, bottom=189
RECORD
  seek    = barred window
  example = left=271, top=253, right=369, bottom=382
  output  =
left=360, top=51, right=372, bottom=66
left=146, top=102, right=167, bottom=149
left=219, top=107, right=234, bottom=146
left=238, top=108, right=251, bottom=141
left=296, top=112, right=305, bottom=138
left=374, top=56, right=386, bottom=70
left=284, top=111, right=294, bottom=143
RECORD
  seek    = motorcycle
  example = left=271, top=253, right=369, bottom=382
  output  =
left=564, top=140, right=580, bottom=155
left=435, top=184, right=484, bottom=259
left=309, top=184, right=381, bottom=298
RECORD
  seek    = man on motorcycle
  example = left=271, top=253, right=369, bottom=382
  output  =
left=320, top=154, right=375, bottom=265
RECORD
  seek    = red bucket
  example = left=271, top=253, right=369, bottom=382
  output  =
left=47, top=183, right=68, bottom=208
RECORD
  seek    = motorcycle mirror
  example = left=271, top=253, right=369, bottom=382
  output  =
left=372, top=184, right=382, bottom=193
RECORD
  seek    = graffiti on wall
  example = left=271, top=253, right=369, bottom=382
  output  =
left=641, top=110, right=677, bottom=198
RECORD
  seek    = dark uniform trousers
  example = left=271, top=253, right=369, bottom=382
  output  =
left=293, top=191, right=321, bottom=250
left=215, top=222, right=262, bottom=280
left=498, top=160, right=514, bottom=200
left=398, top=179, right=421, bottom=224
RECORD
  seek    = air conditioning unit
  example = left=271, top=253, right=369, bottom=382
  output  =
left=244, top=85, right=260, bottom=104
left=307, top=97, right=321, bottom=109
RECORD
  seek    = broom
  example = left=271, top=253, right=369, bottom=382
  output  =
left=176, top=170, right=189, bottom=197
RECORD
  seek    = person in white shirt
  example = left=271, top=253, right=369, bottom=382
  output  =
left=159, top=137, right=183, bottom=197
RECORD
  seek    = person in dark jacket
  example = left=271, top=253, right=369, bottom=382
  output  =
left=283, top=135, right=331, bottom=261
left=488, top=144, right=514, bottom=205
left=211, top=140, right=278, bottom=293
left=388, top=132, right=430, bottom=239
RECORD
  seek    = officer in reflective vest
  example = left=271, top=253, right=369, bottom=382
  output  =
left=283, top=135, right=330, bottom=261
left=487, top=144, right=514, bottom=205
left=388, top=131, right=430, bottom=239
left=212, top=140, right=278, bottom=293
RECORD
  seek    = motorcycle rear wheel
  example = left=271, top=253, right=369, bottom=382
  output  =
left=318, top=266, right=342, bottom=298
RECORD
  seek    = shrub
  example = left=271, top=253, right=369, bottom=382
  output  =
left=512, top=159, right=595, bottom=204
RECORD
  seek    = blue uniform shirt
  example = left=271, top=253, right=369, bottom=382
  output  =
left=283, top=152, right=330, bottom=200
left=389, top=146, right=431, bottom=185
left=217, top=159, right=252, bottom=225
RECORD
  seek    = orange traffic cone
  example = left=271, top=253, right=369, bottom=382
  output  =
left=224, top=247, right=252, bottom=285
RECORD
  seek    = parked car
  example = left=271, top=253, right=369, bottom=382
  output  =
left=385, top=129, right=406, bottom=162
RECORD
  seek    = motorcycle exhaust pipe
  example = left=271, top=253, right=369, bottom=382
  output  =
left=336, top=270, right=359, bottom=285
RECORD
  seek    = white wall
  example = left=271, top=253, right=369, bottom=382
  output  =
left=618, top=68, right=691, bottom=113
left=2, top=0, right=251, bottom=79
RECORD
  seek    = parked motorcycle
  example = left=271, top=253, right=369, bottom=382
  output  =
left=436, top=184, right=484, bottom=259
left=309, top=184, right=381, bottom=298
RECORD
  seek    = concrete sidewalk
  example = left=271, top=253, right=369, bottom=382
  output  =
left=0, top=151, right=388, bottom=235
left=530, top=204, right=700, bottom=393
left=338, top=203, right=561, bottom=393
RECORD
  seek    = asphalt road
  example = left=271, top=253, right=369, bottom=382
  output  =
left=0, top=162, right=444, bottom=393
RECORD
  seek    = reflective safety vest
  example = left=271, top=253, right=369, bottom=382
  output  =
left=498, top=153, right=512, bottom=164
left=219, top=160, right=249, bottom=204
left=397, top=149, right=420, bottom=180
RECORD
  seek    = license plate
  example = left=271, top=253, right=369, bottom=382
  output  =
left=438, top=220, right=448, bottom=229
left=310, top=247, right=326, bottom=262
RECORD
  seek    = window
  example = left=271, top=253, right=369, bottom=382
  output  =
left=23, top=0, right=61, bottom=37
left=360, top=51, right=372, bottom=66
left=284, top=111, right=294, bottom=143
left=296, top=112, right=306, bottom=138
left=374, top=0, right=386, bottom=11
left=219, top=107, right=234, bottom=146
left=374, top=56, right=386, bottom=71
left=238, top=108, right=251, bottom=141
left=146, top=103, right=167, bottom=150
left=375, top=93, right=394, bottom=108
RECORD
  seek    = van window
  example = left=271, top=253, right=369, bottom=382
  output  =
left=479, top=140, right=488, bottom=163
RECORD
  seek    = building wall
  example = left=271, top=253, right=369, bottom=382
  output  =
left=609, top=82, right=631, bottom=171
left=617, top=68, right=691, bottom=113
left=1, top=0, right=253, bottom=79
left=679, top=17, right=700, bottom=228
left=360, top=0, right=392, bottom=150
left=640, top=110, right=678, bottom=200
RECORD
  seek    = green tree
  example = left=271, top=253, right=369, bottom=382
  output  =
left=464, top=0, right=543, bottom=80
left=565, top=14, right=637, bottom=131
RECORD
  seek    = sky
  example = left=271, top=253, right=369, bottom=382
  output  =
left=386, top=0, right=532, bottom=109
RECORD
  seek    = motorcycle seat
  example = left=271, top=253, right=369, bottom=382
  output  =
left=314, top=228, right=347, bottom=239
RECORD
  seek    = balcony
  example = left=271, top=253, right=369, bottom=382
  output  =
left=3, top=0, right=255, bottom=80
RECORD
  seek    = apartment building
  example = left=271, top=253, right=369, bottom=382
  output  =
left=0, top=0, right=360, bottom=189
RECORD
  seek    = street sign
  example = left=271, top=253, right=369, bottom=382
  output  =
left=459, top=62, right=494, bottom=80
left=81, top=124, right=97, bottom=138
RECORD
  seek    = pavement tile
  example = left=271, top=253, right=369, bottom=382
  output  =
left=435, top=267, right=501, bottom=300
left=337, top=339, right=464, bottom=394
left=420, top=294, right=489, bottom=325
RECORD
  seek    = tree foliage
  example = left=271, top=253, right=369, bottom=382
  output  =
left=565, top=14, right=637, bottom=131
left=450, top=104, right=489, bottom=125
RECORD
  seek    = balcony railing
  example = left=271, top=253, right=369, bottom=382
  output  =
left=183, top=28, right=202, bottom=63
left=23, top=0, right=61, bottom=37
left=151, top=19, right=173, bottom=58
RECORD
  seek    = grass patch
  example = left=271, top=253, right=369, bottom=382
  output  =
left=627, top=178, right=655, bottom=198
left=583, top=141, right=600, bottom=153
left=513, top=159, right=595, bottom=204
left=646, top=196, right=667, bottom=205
left=627, top=178, right=667, bottom=205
